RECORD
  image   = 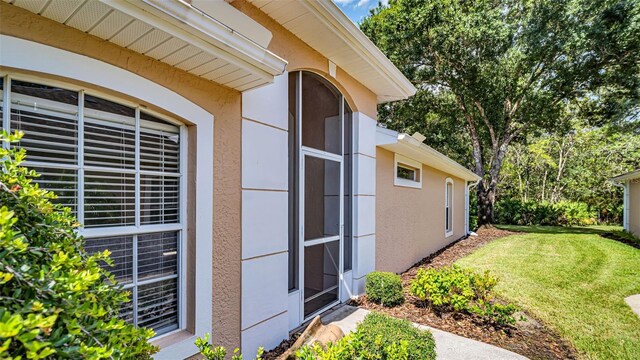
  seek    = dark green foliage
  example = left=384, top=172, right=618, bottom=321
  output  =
left=495, top=199, right=597, bottom=226
left=410, top=265, right=517, bottom=326
left=365, top=271, right=404, bottom=307
left=361, top=0, right=640, bottom=225
left=0, top=131, right=157, bottom=359
left=498, top=125, right=640, bottom=225
left=296, top=312, right=436, bottom=360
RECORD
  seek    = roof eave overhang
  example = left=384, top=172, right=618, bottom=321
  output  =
left=111, top=0, right=287, bottom=82
left=299, top=0, right=416, bottom=103
left=611, top=170, right=640, bottom=183
left=377, top=129, right=480, bottom=182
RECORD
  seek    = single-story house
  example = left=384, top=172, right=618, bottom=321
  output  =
left=0, top=0, right=476, bottom=358
left=375, top=130, right=481, bottom=274
left=611, top=170, right=640, bottom=236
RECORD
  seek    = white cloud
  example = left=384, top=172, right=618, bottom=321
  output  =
left=355, top=0, right=370, bottom=7
left=380, top=0, right=389, bottom=6
left=333, top=0, right=355, bottom=4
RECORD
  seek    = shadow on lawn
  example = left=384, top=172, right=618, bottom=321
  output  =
left=495, top=224, right=615, bottom=235
left=495, top=224, right=640, bottom=249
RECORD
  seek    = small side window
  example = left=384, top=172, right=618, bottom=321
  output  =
left=394, top=154, right=422, bottom=188
left=445, top=178, right=454, bottom=237
left=397, top=164, right=419, bottom=181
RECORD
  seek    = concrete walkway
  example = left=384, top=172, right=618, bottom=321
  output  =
left=321, top=306, right=528, bottom=360
left=625, top=294, right=640, bottom=318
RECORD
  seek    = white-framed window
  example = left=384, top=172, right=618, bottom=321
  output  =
left=394, top=154, right=422, bottom=188
left=1, top=75, right=186, bottom=337
left=445, top=178, right=454, bottom=237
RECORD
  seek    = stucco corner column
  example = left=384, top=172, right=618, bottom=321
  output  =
left=240, top=72, right=290, bottom=355
left=351, top=112, right=377, bottom=295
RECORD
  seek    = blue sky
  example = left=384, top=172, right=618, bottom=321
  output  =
left=333, top=0, right=388, bottom=24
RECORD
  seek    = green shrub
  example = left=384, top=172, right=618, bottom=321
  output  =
left=365, top=271, right=404, bottom=307
left=554, top=201, right=597, bottom=226
left=296, top=312, right=436, bottom=360
left=409, top=265, right=517, bottom=325
left=495, top=198, right=596, bottom=226
left=195, top=333, right=263, bottom=360
left=0, top=131, right=157, bottom=359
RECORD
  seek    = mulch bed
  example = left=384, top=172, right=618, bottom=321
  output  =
left=263, top=333, right=300, bottom=360
left=264, top=227, right=577, bottom=359
left=356, top=227, right=577, bottom=360
left=600, top=232, right=640, bottom=249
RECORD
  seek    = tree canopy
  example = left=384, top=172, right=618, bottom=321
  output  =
left=361, top=0, right=640, bottom=225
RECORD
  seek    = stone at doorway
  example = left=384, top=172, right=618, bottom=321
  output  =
left=279, top=316, right=344, bottom=359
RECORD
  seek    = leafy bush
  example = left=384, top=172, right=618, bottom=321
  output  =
left=195, top=333, right=263, bottom=360
left=495, top=198, right=596, bottom=226
left=365, top=271, right=404, bottom=307
left=296, top=312, right=436, bottom=360
left=469, top=191, right=478, bottom=231
left=0, top=131, right=157, bottom=359
left=409, top=265, right=517, bottom=325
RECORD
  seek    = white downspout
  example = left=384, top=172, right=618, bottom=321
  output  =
left=465, top=180, right=479, bottom=235
left=611, top=180, right=629, bottom=231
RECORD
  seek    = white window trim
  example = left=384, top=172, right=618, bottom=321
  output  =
left=0, top=35, right=214, bottom=360
left=6, top=75, right=186, bottom=334
left=445, top=178, right=454, bottom=238
left=394, top=153, right=422, bottom=189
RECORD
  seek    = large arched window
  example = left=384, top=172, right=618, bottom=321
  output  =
left=287, top=71, right=353, bottom=319
left=1, top=75, right=185, bottom=336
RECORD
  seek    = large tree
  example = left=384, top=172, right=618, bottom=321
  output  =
left=361, top=0, right=640, bottom=225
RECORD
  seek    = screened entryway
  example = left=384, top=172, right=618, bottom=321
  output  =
left=288, top=71, right=353, bottom=320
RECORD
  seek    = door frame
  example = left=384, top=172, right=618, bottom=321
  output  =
left=295, top=70, right=346, bottom=322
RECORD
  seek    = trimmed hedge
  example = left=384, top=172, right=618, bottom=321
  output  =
left=365, top=271, right=404, bottom=307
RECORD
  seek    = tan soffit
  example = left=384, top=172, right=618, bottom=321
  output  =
left=247, top=0, right=416, bottom=103
left=3, top=0, right=287, bottom=92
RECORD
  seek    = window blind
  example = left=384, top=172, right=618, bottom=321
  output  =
left=84, top=170, right=136, bottom=227
left=84, top=94, right=136, bottom=170
left=3, top=77, right=183, bottom=337
left=11, top=81, right=79, bottom=165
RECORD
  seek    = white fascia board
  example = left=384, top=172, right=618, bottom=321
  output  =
left=299, top=0, right=416, bottom=103
left=611, top=169, right=640, bottom=182
left=380, top=133, right=481, bottom=181
left=191, top=0, right=272, bottom=48
left=376, top=126, right=399, bottom=146
left=112, top=0, right=287, bottom=81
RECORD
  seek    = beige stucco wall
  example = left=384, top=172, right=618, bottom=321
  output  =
left=1, top=0, right=380, bottom=353
left=0, top=2, right=242, bottom=350
left=629, top=181, right=640, bottom=236
left=376, top=148, right=467, bottom=274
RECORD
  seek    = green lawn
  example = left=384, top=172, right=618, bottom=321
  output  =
left=457, top=226, right=640, bottom=360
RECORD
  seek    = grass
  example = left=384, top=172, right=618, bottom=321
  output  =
left=457, top=225, right=640, bottom=360
left=495, top=224, right=623, bottom=234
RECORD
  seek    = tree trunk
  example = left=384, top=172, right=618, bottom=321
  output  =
left=541, top=169, right=547, bottom=202
left=476, top=138, right=511, bottom=226
left=477, top=178, right=497, bottom=226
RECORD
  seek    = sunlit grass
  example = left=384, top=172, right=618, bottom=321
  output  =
left=458, top=226, right=640, bottom=359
